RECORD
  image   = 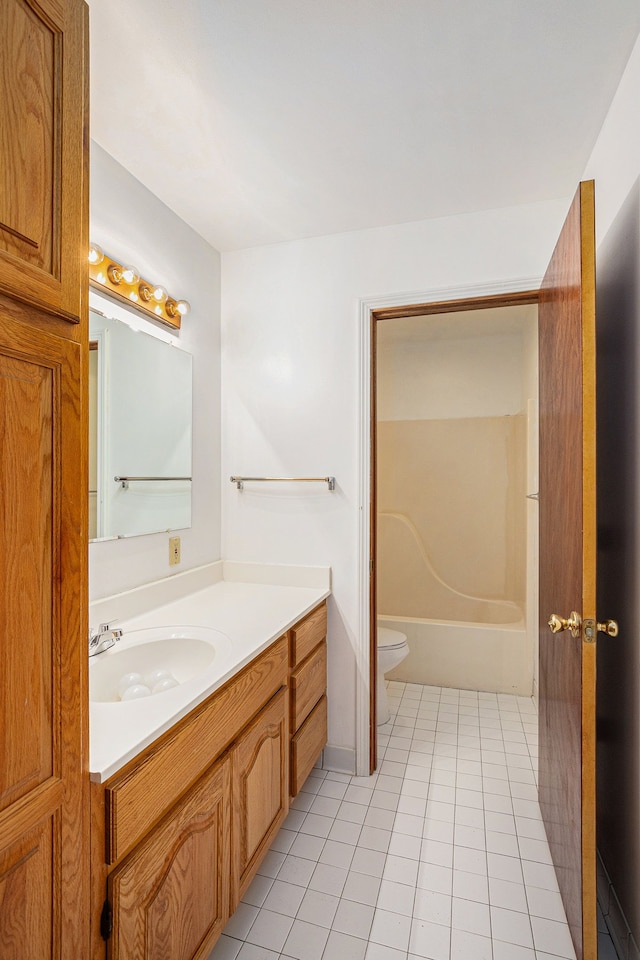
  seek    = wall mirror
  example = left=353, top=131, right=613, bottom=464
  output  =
left=89, top=299, right=193, bottom=541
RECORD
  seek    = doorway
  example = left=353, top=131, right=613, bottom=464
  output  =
left=369, top=290, right=538, bottom=771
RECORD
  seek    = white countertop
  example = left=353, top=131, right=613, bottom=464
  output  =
left=89, top=578, right=330, bottom=782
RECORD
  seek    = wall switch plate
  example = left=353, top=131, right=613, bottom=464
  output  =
left=169, top=536, right=181, bottom=566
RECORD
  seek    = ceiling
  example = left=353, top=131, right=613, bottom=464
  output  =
left=87, top=1, right=640, bottom=252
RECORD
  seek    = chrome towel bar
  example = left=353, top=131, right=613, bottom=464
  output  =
left=114, top=476, right=192, bottom=489
left=230, top=476, right=336, bottom=491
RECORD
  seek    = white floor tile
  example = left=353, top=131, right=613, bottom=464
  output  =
left=366, top=942, right=408, bottom=960
left=245, top=909, right=294, bottom=953
left=452, top=869, right=488, bottom=904
left=218, top=684, right=583, bottom=960
left=377, top=879, right=416, bottom=917
left=320, top=839, right=356, bottom=869
left=369, top=908, right=412, bottom=952
left=451, top=897, right=491, bottom=937
left=309, top=862, right=349, bottom=895
left=324, top=929, right=368, bottom=959
left=275, top=854, right=316, bottom=888
left=530, top=915, right=577, bottom=958
left=332, top=898, right=376, bottom=939
left=297, top=888, right=339, bottom=928
left=450, top=928, right=492, bottom=960
left=343, top=870, right=383, bottom=906
left=490, top=904, right=534, bottom=948
left=261, top=879, right=306, bottom=918
left=282, top=919, right=329, bottom=960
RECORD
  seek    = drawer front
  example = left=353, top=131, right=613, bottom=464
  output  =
left=291, top=641, right=326, bottom=733
left=290, top=695, right=327, bottom=797
left=290, top=602, right=327, bottom=667
left=105, top=636, right=288, bottom=864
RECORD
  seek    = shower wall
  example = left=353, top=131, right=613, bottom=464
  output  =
left=376, top=320, right=533, bottom=622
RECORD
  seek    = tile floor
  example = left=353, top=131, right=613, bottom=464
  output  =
left=209, top=680, right=618, bottom=960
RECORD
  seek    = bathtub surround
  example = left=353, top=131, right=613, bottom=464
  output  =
left=375, top=309, right=536, bottom=696
left=376, top=416, right=527, bottom=607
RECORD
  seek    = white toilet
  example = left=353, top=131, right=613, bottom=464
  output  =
left=377, top=626, right=409, bottom=725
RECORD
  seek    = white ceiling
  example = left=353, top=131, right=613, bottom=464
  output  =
left=87, top=0, right=640, bottom=252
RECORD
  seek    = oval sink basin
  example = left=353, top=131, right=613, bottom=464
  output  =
left=89, top=625, right=229, bottom=703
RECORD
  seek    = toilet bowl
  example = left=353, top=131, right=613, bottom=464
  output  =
left=377, top=626, right=409, bottom=725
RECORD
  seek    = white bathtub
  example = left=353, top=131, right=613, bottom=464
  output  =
left=378, top=610, right=532, bottom=696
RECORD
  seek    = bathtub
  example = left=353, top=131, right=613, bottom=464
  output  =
left=378, top=609, right=532, bottom=696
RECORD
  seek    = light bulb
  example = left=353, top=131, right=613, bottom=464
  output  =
left=121, top=265, right=140, bottom=285
left=88, top=243, right=104, bottom=265
left=152, top=285, right=168, bottom=303
left=176, top=300, right=191, bottom=316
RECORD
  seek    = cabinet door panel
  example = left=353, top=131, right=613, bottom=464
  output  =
left=0, top=0, right=88, bottom=322
left=0, top=819, right=54, bottom=959
left=0, top=352, right=53, bottom=810
left=232, top=688, right=288, bottom=906
left=0, top=304, right=88, bottom=958
left=109, top=757, right=231, bottom=960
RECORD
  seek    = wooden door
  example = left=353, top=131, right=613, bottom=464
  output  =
left=231, top=688, right=289, bottom=908
left=109, top=757, right=231, bottom=960
left=0, top=297, right=88, bottom=958
left=0, top=0, right=88, bottom=322
left=538, top=180, right=598, bottom=960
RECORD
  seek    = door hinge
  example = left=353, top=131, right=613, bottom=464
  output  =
left=100, top=899, right=113, bottom=941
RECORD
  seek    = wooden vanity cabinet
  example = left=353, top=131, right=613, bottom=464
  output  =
left=91, top=636, right=290, bottom=960
left=108, top=757, right=231, bottom=960
left=91, top=603, right=328, bottom=960
left=289, top=603, right=328, bottom=796
left=231, top=687, right=289, bottom=909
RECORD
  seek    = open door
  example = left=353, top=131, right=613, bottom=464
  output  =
left=538, top=180, right=615, bottom=960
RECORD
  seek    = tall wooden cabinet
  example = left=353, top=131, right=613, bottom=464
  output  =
left=0, top=1, right=89, bottom=957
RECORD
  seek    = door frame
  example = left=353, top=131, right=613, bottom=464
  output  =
left=356, top=277, right=542, bottom=776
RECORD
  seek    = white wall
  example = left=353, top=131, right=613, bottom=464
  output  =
left=583, top=32, right=640, bottom=953
left=90, top=143, right=222, bottom=599
left=221, top=197, right=569, bottom=768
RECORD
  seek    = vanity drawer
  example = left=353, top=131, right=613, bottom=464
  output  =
left=290, top=641, right=326, bottom=732
left=290, top=695, right=327, bottom=797
left=105, top=635, right=288, bottom=863
left=290, top=602, right=327, bottom=667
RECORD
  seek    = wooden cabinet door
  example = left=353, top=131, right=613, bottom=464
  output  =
left=232, top=688, right=289, bottom=908
left=0, top=0, right=88, bottom=322
left=0, top=299, right=88, bottom=958
left=109, top=757, right=231, bottom=960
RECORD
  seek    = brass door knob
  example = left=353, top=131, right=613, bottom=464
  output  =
left=548, top=611, right=582, bottom=638
left=597, top=619, right=619, bottom=637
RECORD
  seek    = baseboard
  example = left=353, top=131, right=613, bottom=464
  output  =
left=598, top=849, right=639, bottom=960
left=321, top=745, right=357, bottom=776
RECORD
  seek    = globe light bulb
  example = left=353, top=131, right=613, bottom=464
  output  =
left=152, top=285, right=168, bottom=303
left=121, top=265, right=140, bottom=285
left=176, top=300, right=191, bottom=316
left=88, top=243, right=104, bottom=265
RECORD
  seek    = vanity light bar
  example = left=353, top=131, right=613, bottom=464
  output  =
left=88, top=243, right=190, bottom=330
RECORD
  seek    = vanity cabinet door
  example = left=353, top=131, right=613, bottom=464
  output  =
left=231, top=687, right=289, bottom=908
left=108, top=756, right=231, bottom=960
left=0, top=308, right=88, bottom=958
left=0, top=0, right=88, bottom=322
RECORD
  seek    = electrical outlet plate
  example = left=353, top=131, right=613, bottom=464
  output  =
left=169, top=536, right=181, bottom=566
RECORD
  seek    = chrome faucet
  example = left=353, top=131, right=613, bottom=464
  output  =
left=89, top=621, right=123, bottom=657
